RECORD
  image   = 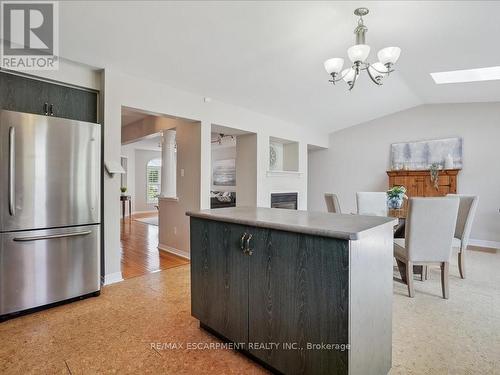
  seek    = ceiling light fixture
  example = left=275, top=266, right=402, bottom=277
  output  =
left=211, top=133, right=234, bottom=145
left=430, top=66, right=500, bottom=84
left=324, top=8, right=401, bottom=90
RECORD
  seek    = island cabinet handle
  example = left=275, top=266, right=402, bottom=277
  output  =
left=245, top=233, right=253, bottom=256
left=239, top=232, right=254, bottom=255
left=240, top=233, right=248, bottom=252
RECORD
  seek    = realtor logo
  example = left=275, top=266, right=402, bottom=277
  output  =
left=1, top=1, right=58, bottom=70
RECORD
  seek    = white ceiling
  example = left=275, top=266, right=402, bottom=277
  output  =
left=60, top=1, right=500, bottom=133
left=212, top=124, right=252, bottom=136
left=121, top=107, right=149, bottom=127
left=124, top=134, right=162, bottom=151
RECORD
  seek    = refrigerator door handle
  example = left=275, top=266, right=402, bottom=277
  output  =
left=8, top=126, right=15, bottom=216
left=13, top=230, right=92, bottom=242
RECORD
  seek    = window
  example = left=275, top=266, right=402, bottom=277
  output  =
left=146, top=158, right=161, bottom=204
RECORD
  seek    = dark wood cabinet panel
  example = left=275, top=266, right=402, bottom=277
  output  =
left=47, top=82, right=97, bottom=123
left=0, top=71, right=97, bottom=123
left=190, top=217, right=351, bottom=375
left=248, top=229, right=349, bottom=375
left=190, top=218, right=249, bottom=344
left=0, top=72, right=49, bottom=115
left=189, top=212, right=393, bottom=374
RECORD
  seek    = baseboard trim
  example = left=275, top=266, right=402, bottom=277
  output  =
left=123, top=210, right=157, bottom=218
left=158, top=244, right=190, bottom=260
left=103, top=272, right=124, bottom=285
left=469, top=239, right=500, bottom=249
left=131, top=210, right=157, bottom=215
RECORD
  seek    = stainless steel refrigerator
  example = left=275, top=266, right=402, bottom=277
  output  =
left=0, top=109, right=101, bottom=317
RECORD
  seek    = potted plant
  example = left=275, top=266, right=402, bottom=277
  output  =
left=429, top=162, right=442, bottom=190
left=387, top=186, right=407, bottom=209
left=120, top=186, right=127, bottom=195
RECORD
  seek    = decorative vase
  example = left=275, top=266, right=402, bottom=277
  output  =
left=387, top=196, right=404, bottom=209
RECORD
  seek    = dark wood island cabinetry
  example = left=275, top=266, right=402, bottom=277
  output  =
left=188, top=207, right=396, bottom=375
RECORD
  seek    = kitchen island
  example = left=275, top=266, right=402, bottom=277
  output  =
left=187, top=207, right=396, bottom=375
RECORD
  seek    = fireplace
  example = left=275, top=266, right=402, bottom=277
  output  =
left=271, top=193, right=298, bottom=210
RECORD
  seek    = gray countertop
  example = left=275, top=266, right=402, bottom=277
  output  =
left=186, top=207, right=397, bottom=240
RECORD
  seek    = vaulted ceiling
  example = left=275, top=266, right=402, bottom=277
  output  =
left=59, top=1, right=500, bottom=133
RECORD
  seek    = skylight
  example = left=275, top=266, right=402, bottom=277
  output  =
left=431, top=66, right=500, bottom=84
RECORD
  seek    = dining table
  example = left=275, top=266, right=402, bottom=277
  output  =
left=120, top=194, right=132, bottom=220
left=388, top=208, right=406, bottom=239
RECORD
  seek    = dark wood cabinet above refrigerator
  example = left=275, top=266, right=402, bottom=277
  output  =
left=0, top=71, right=98, bottom=123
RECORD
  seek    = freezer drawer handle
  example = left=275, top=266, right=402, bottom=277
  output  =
left=13, top=230, right=92, bottom=242
left=8, top=126, right=15, bottom=216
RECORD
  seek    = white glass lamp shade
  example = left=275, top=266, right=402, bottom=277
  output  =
left=342, top=68, right=356, bottom=83
left=368, top=62, right=388, bottom=79
left=324, top=58, right=344, bottom=75
left=347, top=44, right=370, bottom=63
left=377, top=47, right=401, bottom=65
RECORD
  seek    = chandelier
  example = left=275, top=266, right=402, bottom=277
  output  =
left=211, top=133, right=235, bottom=145
left=324, top=8, right=401, bottom=90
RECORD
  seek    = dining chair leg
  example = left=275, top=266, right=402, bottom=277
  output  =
left=406, top=261, right=415, bottom=298
left=458, top=250, right=466, bottom=279
left=424, top=265, right=429, bottom=280
left=441, top=262, right=449, bottom=299
left=396, top=259, right=407, bottom=283
left=420, top=266, right=424, bottom=281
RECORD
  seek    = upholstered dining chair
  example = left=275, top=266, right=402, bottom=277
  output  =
left=356, top=192, right=388, bottom=216
left=394, top=197, right=459, bottom=299
left=324, top=193, right=341, bottom=213
left=447, top=194, right=479, bottom=279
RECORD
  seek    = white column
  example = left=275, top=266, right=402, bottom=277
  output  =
left=160, top=129, right=177, bottom=198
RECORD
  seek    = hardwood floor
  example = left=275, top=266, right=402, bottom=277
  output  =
left=120, top=213, right=189, bottom=279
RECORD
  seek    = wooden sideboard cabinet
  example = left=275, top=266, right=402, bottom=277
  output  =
left=387, top=169, right=460, bottom=198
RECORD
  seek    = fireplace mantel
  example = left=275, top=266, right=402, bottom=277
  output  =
left=266, top=170, right=302, bottom=178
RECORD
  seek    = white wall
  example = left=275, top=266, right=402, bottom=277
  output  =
left=270, top=139, right=299, bottom=172
left=261, top=135, right=309, bottom=210
left=236, top=134, right=258, bottom=207
left=103, top=69, right=328, bottom=279
left=283, top=142, right=299, bottom=172
left=308, top=103, right=500, bottom=244
left=7, top=60, right=328, bottom=283
left=159, top=122, right=201, bottom=257
left=29, top=58, right=101, bottom=91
